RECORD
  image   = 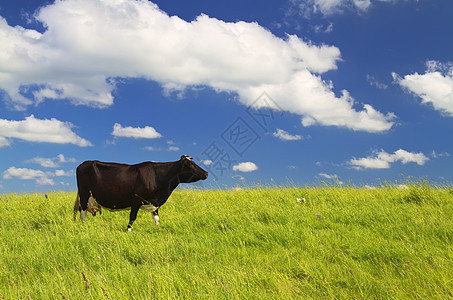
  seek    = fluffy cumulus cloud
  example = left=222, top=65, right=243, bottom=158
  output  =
left=0, top=115, right=92, bottom=147
left=393, top=60, right=453, bottom=117
left=349, top=149, right=429, bottom=170
left=112, top=123, right=162, bottom=139
left=28, top=157, right=59, bottom=168
left=2, top=167, right=73, bottom=186
left=0, top=0, right=394, bottom=132
left=233, top=162, right=258, bottom=172
left=273, top=128, right=302, bottom=141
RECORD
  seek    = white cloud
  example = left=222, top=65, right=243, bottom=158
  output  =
left=393, top=60, right=453, bottom=117
left=112, top=123, right=162, bottom=139
left=290, top=0, right=408, bottom=17
left=3, top=167, right=54, bottom=186
left=0, top=115, right=92, bottom=147
left=366, top=74, right=388, bottom=89
left=318, top=172, right=343, bottom=184
left=143, top=146, right=160, bottom=151
left=319, top=172, right=338, bottom=180
left=3, top=166, right=73, bottom=185
left=167, top=141, right=180, bottom=151
left=397, top=184, right=409, bottom=190
left=201, top=159, right=213, bottom=166
left=28, top=157, right=59, bottom=168
left=0, top=136, right=11, bottom=147
left=54, top=169, right=73, bottom=177
left=242, top=75, right=395, bottom=132
left=364, top=185, right=376, bottom=190
left=28, top=154, right=76, bottom=168
left=232, top=174, right=245, bottom=181
left=290, top=0, right=371, bottom=17
left=349, top=149, right=429, bottom=170
left=0, top=0, right=394, bottom=132
left=313, top=23, right=334, bottom=33
left=273, top=128, right=302, bottom=141
left=233, top=162, right=258, bottom=172
left=57, top=154, right=76, bottom=163
left=431, top=150, right=450, bottom=158
left=142, top=145, right=180, bottom=151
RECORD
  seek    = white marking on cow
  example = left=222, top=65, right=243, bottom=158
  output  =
left=153, top=214, right=159, bottom=225
left=127, top=227, right=132, bottom=232
left=80, top=210, right=87, bottom=222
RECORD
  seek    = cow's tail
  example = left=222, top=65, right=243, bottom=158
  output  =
left=73, top=191, right=80, bottom=221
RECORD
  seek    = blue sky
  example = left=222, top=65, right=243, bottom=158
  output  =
left=0, top=0, right=452, bottom=192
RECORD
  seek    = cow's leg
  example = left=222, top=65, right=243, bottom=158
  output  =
left=73, top=191, right=89, bottom=222
left=78, top=189, right=90, bottom=223
left=80, top=209, right=87, bottom=223
left=152, top=209, right=159, bottom=225
left=127, top=202, right=141, bottom=231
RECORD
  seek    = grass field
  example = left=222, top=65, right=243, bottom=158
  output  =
left=1, top=182, right=453, bottom=299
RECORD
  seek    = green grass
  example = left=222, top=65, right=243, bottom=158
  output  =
left=1, top=183, right=453, bottom=299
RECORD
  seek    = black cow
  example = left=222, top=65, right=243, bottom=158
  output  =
left=74, top=155, right=208, bottom=231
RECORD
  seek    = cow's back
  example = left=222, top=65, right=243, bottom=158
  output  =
left=76, top=160, right=96, bottom=189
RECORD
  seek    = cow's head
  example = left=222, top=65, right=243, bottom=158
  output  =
left=178, top=155, right=208, bottom=183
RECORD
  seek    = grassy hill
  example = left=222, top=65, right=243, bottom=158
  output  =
left=1, top=183, right=452, bottom=299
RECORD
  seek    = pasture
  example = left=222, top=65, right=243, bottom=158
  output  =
left=1, top=183, right=453, bottom=299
